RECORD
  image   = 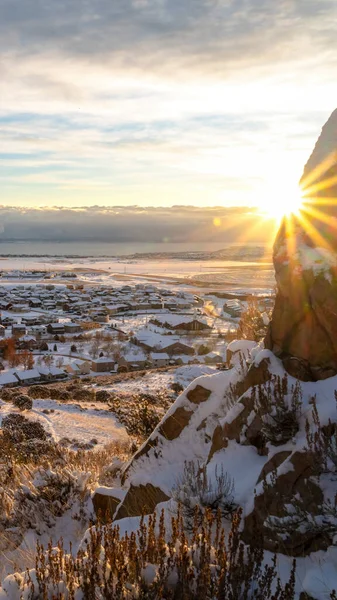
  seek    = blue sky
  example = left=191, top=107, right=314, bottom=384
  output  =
left=1, top=0, right=337, bottom=212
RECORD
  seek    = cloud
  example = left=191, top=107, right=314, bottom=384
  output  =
left=1, top=0, right=336, bottom=77
left=1, top=0, right=337, bottom=208
left=0, top=205, right=271, bottom=243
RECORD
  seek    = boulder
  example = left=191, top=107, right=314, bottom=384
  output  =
left=266, top=108, right=337, bottom=381
left=159, top=406, right=193, bottom=440
left=220, top=358, right=271, bottom=445
left=114, top=484, right=169, bottom=521
left=242, top=451, right=330, bottom=556
left=207, top=425, right=228, bottom=463
left=235, top=357, right=271, bottom=397
left=186, top=385, right=211, bottom=404
left=92, top=491, right=122, bottom=522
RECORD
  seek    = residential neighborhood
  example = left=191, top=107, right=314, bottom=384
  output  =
left=0, top=275, right=270, bottom=388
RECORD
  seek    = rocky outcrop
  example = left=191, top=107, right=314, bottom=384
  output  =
left=107, top=372, right=238, bottom=522
left=242, top=450, right=330, bottom=556
left=265, top=109, right=337, bottom=381
left=92, top=490, right=123, bottom=522
left=114, top=484, right=170, bottom=520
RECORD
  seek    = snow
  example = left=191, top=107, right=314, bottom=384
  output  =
left=227, top=339, right=257, bottom=354
left=13, top=369, right=40, bottom=381
left=0, top=373, right=18, bottom=386
left=302, top=551, right=337, bottom=599
left=295, top=243, right=337, bottom=276
left=99, top=364, right=217, bottom=396
left=121, top=368, right=242, bottom=494
left=151, top=352, right=169, bottom=360
left=0, top=398, right=129, bottom=449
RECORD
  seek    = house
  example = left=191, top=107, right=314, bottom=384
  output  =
left=22, top=315, right=40, bottom=326
left=204, top=352, right=223, bottom=365
left=1, top=316, right=15, bottom=326
left=92, top=314, right=109, bottom=324
left=106, top=304, right=130, bottom=315
left=0, top=372, right=19, bottom=387
left=17, top=335, right=38, bottom=350
left=14, top=368, right=41, bottom=385
left=30, top=325, right=47, bottom=335
left=0, top=301, right=13, bottom=311
left=162, top=341, right=195, bottom=356
left=150, top=352, right=170, bottom=367
left=91, top=357, right=115, bottom=372
left=0, top=325, right=5, bottom=338
left=47, top=323, right=65, bottom=335
left=150, top=315, right=212, bottom=332
left=29, top=299, right=42, bottom=308
left=12, top=324, right=27, bottom=337
left=12, top=303, right=30, bottom=313
left=65, top=361, right=91, bottom=376
left=64, top=322, right=82, bottom=334
left=37, top=366, right=67, bottom=381
left=223, top=299, right=243, bottom=318
left=121, top=352, right=147, bottom=370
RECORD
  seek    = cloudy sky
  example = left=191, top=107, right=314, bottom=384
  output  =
left=1, top=0, right=337, bottom=239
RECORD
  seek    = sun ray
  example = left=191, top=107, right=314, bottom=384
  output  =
left=300, top=151, right=337, bottom=191
left=304, top=197, right=337, bottom=206
left=284, top=213, right=299, bottom=260
left=303, top=174, right=337, bottom=198
left=301, top=204, right=337, bottom=229
left=295, top=210, right=335, bottom=254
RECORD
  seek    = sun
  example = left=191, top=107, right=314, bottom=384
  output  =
left=257, top=181, right=305, bottom=223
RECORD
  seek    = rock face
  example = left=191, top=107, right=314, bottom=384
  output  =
left=242, top=450, right=329, bottom=557
left=111, top=373, right=236, bottom=520
left=266, top=109, right=337, bottom=381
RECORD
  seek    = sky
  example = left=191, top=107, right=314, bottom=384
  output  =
left=1, top=0, right=337, bottom=241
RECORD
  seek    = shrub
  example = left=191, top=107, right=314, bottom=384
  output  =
left=58, top=390, right=71, bottom=402
left=12, top=466, right=91, bottom=533
left=171, top=382, right=184, bottom=394
left=237, top=297, right=269, bottom=342
left=95, top=389, right=111, bottom=403
left=198, top=344, right=211, bottom=355
left=253, top=375, right=302, bottom=446
left=2, top=508, right=297, bottom=600
left=305, top=394, right=337, bottom=474
left=1, top=388, right=15, bottom=402
left=136, top=399, right=161, bottom=437
left=264, top=395, right=337, bottom=551
left=13, top=394, right=33, bottom=411
left=73, top=388, right=96, bottom=402
left=1, top=413, right=53, bottom=462
left=28, top=385, right=51, bottom=399
left=172, top=461, right=237, bottom=529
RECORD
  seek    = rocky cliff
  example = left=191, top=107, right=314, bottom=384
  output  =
left=265, top=109, right=337, bottom=381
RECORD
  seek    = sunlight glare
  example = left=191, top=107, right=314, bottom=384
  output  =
left=257, top=181, right=304, bottom=222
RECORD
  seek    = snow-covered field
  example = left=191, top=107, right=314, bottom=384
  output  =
left=99, top=363, right=218, bottom=395
left=0, top=365, right=216, bottom=449
left=0, top=255, right=275, bottom=292
left=0, top=398, right=128, bottom=449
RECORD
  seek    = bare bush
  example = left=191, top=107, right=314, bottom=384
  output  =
left=305, top=395, right=337, bottom=474
left=172, top=461, right=237, bottom=529
left=95, top=389, right=111, bottom=403
left=1, top=388, right=15, bottom=402
left=1, top=414, right=53, bottom=462
left=2, top=508, right=296, bottom=600
left=28, top=385, right=51, bottom=399
left=253, top=375, right=302, bottom=446
left=237, top=297, right=269, bottom=342
left=13, top=394, right=33, bottom=411
left=72, top=388, right=96, bottom=402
